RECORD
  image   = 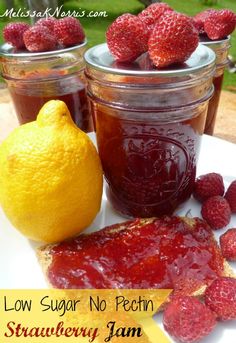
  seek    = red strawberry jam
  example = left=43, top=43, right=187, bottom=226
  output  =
left=204, top=74, right=224, bottom=135
left=200, top=36, right=231, bottom=135
left=47, top=217, right=226, bottom=291
left=9, top=82, right=92, bottom=131
left=0, top=41, right=92, bottom=132
left=93, top=102, right=207, bottom=218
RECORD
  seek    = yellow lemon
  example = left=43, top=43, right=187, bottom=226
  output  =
left=0, top=100, right=103, bottom=243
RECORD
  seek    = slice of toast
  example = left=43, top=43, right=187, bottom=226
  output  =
left=38, top=216, right=235, bottom=297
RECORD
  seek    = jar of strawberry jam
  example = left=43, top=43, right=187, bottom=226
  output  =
left=200, top=36, right=230, bottom=135
left=0, top=42, right=93, bottom=132
left=85, top=44, right=215, bottom=218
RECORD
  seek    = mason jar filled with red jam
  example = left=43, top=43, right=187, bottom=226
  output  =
left=200, top=36, right=230, bottom=135
left=85, top=44, right=215, bottom=218
left=0, top=42, right=93, bottom=132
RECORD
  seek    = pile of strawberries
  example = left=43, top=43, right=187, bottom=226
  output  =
left=3, top=16, right=85, bottom=52
left=163, top=172, right=236, bottom=343
left=194, top=172, right=236, bottom=261
left=193, top=9, right=236, bottom=40
left=163, top=277, right=236, bottom=343
left=106, top=3, right=236, bottom=68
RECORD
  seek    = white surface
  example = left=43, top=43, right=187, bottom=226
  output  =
left=0, top=134, right=236, bottom=342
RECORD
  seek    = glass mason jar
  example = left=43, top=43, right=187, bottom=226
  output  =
left=200, top=36, right=230, bottom=135
left=85, top=44, right=215, bottom=218
left=0, top=42, right=93, bottom=132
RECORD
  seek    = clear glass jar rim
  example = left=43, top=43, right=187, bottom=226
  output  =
left=0, top=39, right=87, bottom=59
left=85, top=43, right=216, bottom=77
left=200, top=35, right=230, bottom=46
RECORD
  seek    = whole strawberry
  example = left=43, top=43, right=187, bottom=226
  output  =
left=163, top=296, right=216, bottom=343
left=220, top=228, right=236, bottom=261
left=225, top=180, right=236, bottom=212
left=3, top=22, right=30, bottom=49
left=54, top=17, right=85, bottom=47
left=193, top=172, right=224, bottom=202
left=201, top=196, right=231, bottom=230
left=193, top=9, right=216, bottom=35
left=204, top=9, right=236, bottom=40
left=23, top=26, right=57, bottom=52
left=106, top=14, right=149, bottom=62
left=36, top=17, right=57, bottom=33
left=148, top=12, right=199, bottom=68
left=205, top=277, right=236, bottom=320
left=138, top=2, right=173, bottom=32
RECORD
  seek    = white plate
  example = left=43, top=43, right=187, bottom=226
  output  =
left=0, top=133, right=236, bottom=342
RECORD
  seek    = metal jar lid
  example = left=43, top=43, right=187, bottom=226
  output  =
left=0, top=40, right=87, bottom=81
left=85, top=43, right=216, bottom=112
left=0, top=40, right=87, bottom=59
left=84, top=43, right=216, bottom=81
left=200, top=36, right=230, bottom=67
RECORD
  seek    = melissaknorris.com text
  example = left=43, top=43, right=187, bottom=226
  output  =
left=0, top=5, right=108, bottom=19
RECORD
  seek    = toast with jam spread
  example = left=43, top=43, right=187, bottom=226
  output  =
left=38, top=216, right=235, bottom=298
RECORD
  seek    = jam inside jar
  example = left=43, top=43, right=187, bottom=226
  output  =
left=91, top=99, right=207, bottom=217
left=0, top=42, right=93, bottom=132
left=85, top=44, right=215, bottom=218
left=7, top=73, right=91, bottom=131
left=200, top=36, right=230, bottom=135
left=204, top=72, right=224, bottom=135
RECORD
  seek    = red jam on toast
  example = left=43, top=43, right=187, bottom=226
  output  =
left=41, top=216, right=228, bottom=292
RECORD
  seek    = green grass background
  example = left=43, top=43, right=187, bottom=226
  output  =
left=0, top=0, right=235, bottom=89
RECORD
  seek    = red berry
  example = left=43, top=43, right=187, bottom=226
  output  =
left=225, top=180, right=236, bottom=212
left=193, top=9, right=216, bottom=34
left=138, top=2, right=173, bottom=32
left=3, top=22, right=30, bottom=49
left=204, top=9, right=236, bottom=40
left=163, top=296, right=216, bottom=343
left=106, top=14, right=149, bottom=62
left=54, top=17, right=85, bottom=47
left=23, top=26, right=57, bottom=52
left=193, top=172, right=225, bottom=202
left=201, top=196, right=231, bottom=230
left=220, top=228, right=236, bottom=261
left=205, top=277, right=236, bottom=320
left=148, top=12, right=199, bottom=68
left=36, top=17, right=57, bottom=33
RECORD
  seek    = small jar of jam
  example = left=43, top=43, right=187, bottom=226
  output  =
left=200, top=36, right=230, bottom=135
left=0, top=42, right=93, bottom=132
left=85, top=44, right=215, bottom=218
